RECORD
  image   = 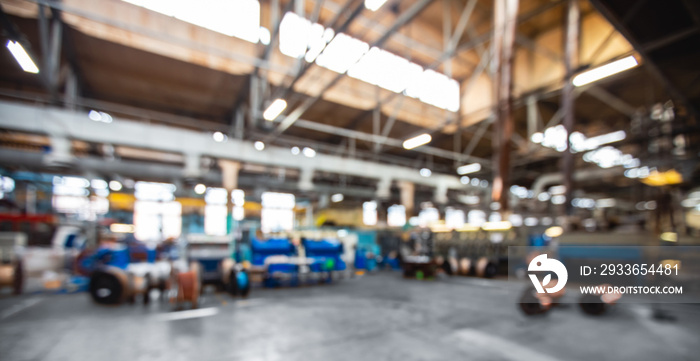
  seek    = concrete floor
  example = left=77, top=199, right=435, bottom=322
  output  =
left=1, top=272, right=699, bottom=361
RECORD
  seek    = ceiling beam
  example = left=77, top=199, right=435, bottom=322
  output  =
left=0, top=99, right=477, bottom=193
left=589, top=0, right=698, bottom=117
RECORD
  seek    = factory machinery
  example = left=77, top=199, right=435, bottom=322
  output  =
left=81, top=233, right=251, bottom=309
left=395, top=224, right=521, bottom=280
left=249, top=236, right=347, bottom=287
left=0, top=232, right=25, bottom=295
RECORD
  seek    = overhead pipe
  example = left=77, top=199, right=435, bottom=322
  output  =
left=531, top=167, right=625, bottom=197
left=0, top=100, right=470, bottom=195
left=0, top=149, right=379, bottom=198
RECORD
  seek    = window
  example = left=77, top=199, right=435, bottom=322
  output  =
left=418, top=207, right=439, bottom=227
left=363, top=201, right=377, bottom=226
left=387, top=204, right=406, bottom=227
left=133, top=181, right=180, bottom=241
left=134, top=201, right=182, bottom=241
left=122, top=0, right=262, bottom=43
left=52, top=176, right=108, bottom=220
left=204, top=187, right=228, bottom=236
left=261, top=192, right=295, bottom=233
left=278, top=11, right=460, bottom=112
left=468, top=210, right=486, bottom=227
left=445, top=208, right=465, bottom=229
left=232, top=189, right=245, bottom=221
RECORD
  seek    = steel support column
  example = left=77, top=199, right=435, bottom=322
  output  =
left=490, top=0, right=519, bottom=213
left=562, top=0, right=579, bottom=217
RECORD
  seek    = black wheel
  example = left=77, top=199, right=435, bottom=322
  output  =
left=143, top=274, right=152, bottom=305
left=89, top=270, right=124, bottom=305
left=441, top=259, right=453, bottom=275
left=483, top=262, right=497, bottom=278
left=579, top=294, right=607, bottom=315
left=227, top=270, right=239, bottom=296
left=13, top=260, right=23, bottom=295
left=518, top=289, right=549, bottom=316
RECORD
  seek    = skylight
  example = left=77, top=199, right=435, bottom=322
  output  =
left=406, top=69, right=461, bottom=112
left=315, top=33, right=370, bottom=74
left=348, top=47, right=423, bottom=93
left=278, top=11, right=461, bottom=112
left=279, top=12, right=334, bottom=60
left=122, top=0, right=262, bottom=43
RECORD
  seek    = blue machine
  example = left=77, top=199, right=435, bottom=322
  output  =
left=354, top=231, right=380, bottom=272
left=303, top=239, right=346, bottom=281
left=79, top=244, right=137, bottom=273
left=251, top=238, right=298, bottom=287
left=251, top=238, right=296, bottom=266
left=251, top=237, right=348, bottom=286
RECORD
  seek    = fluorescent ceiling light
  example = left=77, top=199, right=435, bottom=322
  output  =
left=6, top=40, right=39, bottom=73
left=457, top=163, right=481, bottom=175
left=572, top=55, right=638, bottom=87
left=544, top=226, right=563, bottom=238
left=263, top=99, right=287, bottom=121
left=583, top=146, right=629, bottom=168
left=571, top=198, right=595, bottom=208
left=110, top=223, right=135, bottom=233
left=212, top=131, right=227, bottom=142
left=316, top=33, right=369, bottom=73
left=302, top=147, right=316, bottom=158
left=548, top=185, right=566, bottom=195
left=524, top=217, right=538, bottom=226
left=596, top=198, right=616, bottom=208
left=403, top=133, right=431, bottom=149
left=122, top=0, right=261, bottom=43
left=660, top=232, right=677, bottom=242
left=551, top=195, right=566, bottom=205
left=88, top=110, right=113, bottom=123
left=365, top=0, right=388, bottom=11
left=331, top=193, right=344, bottom=202
left=109, top=180, right=123, bottom=191
left=581, top=130, right=626, bottom=150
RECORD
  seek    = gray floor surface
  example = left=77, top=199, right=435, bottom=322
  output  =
left=1, top=272, right=699, bottom=361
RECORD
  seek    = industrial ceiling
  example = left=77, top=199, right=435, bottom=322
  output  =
left=0, top=0, right=698, bottom=207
